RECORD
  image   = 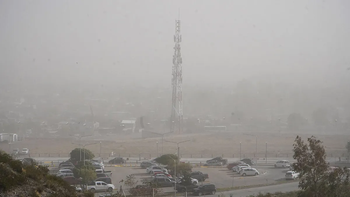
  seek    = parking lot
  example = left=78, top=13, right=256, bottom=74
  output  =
left=96, top=164, right=295, bottom=195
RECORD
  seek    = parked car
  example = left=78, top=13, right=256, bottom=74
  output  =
left=227, top=161, right=245, bottom=170
left=240, top=158, right=254, bottom=165
left=108, top=157, right=125, bottom=164
left=274, top=160, right=290, bottom=168
left=206, top=157, right=228, bottom=165
left=12, top=148, right=19, bottom=157
left=289, top=163, right=296, bottom=171
left=57, top=169, right=73, bottom=177
left=63, top=176, right=82, bottom=185
left=86, top=181, right=115, bottom=193
left=237, top=167, right=251, bottom=174
left=153, top=171, right=172, bottom=178
left=190, top=171, right=208, bottom=182
left=59, top=163, right=75, bottom=170
left=95, top=177, right=112, bottom=184
left=95, top=168, right=112, bottom=176
left=232, top=164, right=250, bottom=172
left=21, top=148, right=29, bottom=155
left=59, top=161, right=74, bottom=168
left=71, top=185, right=82, bottom=192
left=240, top=168, right=259, bottom=176
left=96, top=173, right=109, bottom=178
left=204, top=160, right=223, bottom=166
left=152, top=177, right=175, bottom=187
left=22, top=158, right=36, bottom=166
left=285, top=171, right=299, bottom=180
left=147, top=166, right=163, bottom=174
left=129, top=185, right=156, bottom=196
left=175, top=183, right=198, bottom=192
left=140, top=161, right=156, bottom=168
left=192, top=184, right=216, bottom=196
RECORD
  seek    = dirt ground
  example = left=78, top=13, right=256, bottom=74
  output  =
left=1, top=130, right=349, bottom=160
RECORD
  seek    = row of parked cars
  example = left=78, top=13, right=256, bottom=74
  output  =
left=56, top=159, right=116, bottom=193
left=139, top=160, right=214, bottom=195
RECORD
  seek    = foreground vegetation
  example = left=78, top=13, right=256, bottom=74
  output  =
left=0, top=150, right=94, bottom=197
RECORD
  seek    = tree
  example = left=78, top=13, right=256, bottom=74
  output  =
left=154, top=154, right=178, bottom=165
left=70, top=148, right=94, bottom=164
left=293, top=136, right=350, bottom=197
left=73, top=166, right=96, bottom=185
left=346, top=142, right=350, bottom=154
left=154, top=154, right=192, bottom=176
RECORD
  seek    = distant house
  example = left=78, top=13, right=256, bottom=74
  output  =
left=0, top=133, right=18, bottom=142
left=121, top=119, right=136, bottom=133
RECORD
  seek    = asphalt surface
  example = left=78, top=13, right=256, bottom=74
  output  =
left=78, top=165, right=296, bottom=196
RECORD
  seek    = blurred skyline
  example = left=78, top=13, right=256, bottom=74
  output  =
left=1, top=0, right=350, bottom=88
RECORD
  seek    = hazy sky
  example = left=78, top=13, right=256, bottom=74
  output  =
left=1, top=0, right=349, bottom=88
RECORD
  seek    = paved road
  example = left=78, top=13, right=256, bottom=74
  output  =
left=199, top=182, right=299, bottom=197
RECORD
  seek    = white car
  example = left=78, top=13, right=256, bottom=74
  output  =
left=57, top=169, right=73, bottom=177
left=21, top=148, right=29, bottom=155
left=274, top=160, right=290, bottom=168
left=285, top=171, right=299, bottom=180
left=240, top=168, right=259, bottom=176
left=86, top=181, right=115, bottom=192
left=238, top=167, right=251, bottom=174
left=232, top=164, right=250, bottom=172
left=191, top=177, right=199, bottom=185
left=146, top=165, right=162, bottom=173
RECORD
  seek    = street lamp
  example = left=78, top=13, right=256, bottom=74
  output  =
left=163, top=139, right=191, bottom=159
left=83, top=142, right=98, bottom=166
left=239, top=142, right=241, bottom=160
left=70, top=134, right=92, bottom=162
left=265, top=142, right=267, bottom=164
left=148, top=131, right=174, bottom=155
left=156, top=141, right=159, bottom=157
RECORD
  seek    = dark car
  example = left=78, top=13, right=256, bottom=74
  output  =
left=129, top=185, right=156, bottom=196
left=152, top=177, right=175, bottom=187
left=22, top=158, right=37, bottom=166
left=193, top=184, right=216, bottom=196
left=95, top=177, right=112, bottom=184
left=63, top=176, right=82, bottom=185
left=206, top=157, right=228, bottom=165
left=240, top=158, right=254, bottom=166
left=108, top=157, right=126, bottom=164
left=96, top=173, right=109, bottom=178
left=175, top=183, right=198, bottom=192
left=226, top=161, right=246, bottom=170
left=140, top=161, right=155, bottom=168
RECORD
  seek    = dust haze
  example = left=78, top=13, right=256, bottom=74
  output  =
left=0, top=1, right=350, bottom=156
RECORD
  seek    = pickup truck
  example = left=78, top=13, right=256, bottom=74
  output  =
left=190, top=171, right=209, bottom=182
left=95, top=169, right=112, bottom=177
left=86, top=181, right=115, bottom=193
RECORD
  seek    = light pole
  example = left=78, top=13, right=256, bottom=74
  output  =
left=83, top=142, right=98, bottom=166
left=164, top=139, right=191, bottom=159
left=265, top=142, right=267, bottom=164
left=156, top=141, right=159, bottom=157
left=148, top=131, right=173, bottom=156
left=239, top=142, right=241, bottom=160
left=99, top=141, right=102, bottom=158
left=255, top=136, right=257, bottom=158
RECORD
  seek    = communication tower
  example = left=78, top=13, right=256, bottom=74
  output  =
left=170, top=20, right=183, bottom=133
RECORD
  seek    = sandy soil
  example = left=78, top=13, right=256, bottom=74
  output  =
left=1, top=131, right=349, bottom=160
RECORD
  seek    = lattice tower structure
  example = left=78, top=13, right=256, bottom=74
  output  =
left=170, top=20, right=183, bottom=133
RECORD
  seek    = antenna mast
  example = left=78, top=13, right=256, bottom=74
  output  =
left=170, top=20, right=183, bottom=134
